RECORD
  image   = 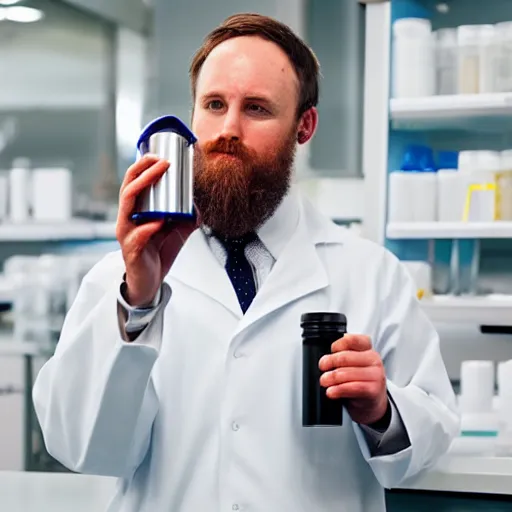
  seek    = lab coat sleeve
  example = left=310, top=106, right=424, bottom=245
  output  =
left=32, top=250, right=169, bottom=478
left=359, top=395, right=411, bottom=456
left=352, top=249, right=460, bottom=489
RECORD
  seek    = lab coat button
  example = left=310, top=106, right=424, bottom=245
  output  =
left=232, top=505, right=240, bottom=511
left=233, top=352, right=243, bottom=358
left=232, top=422, right=240, bottom=431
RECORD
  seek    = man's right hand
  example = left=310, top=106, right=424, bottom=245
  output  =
left=116, top=154, right=197, bottom=307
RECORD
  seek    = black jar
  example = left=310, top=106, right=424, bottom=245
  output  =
left=301, top=312, right=347, bottom=427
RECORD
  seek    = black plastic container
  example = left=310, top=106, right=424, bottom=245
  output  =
left=301, top=312, right=347, bottom=427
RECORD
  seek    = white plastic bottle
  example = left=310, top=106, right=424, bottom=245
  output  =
left=435, top=28, right=458, bottom=95
left=458, top=25, right=482, bottom=94
left=437, top=169, right=465, bottom=222
left=479, top=25, right=499, bottom=94
left=392, top=18, right=435, bottom=98
left=388, top=171, right=414, bottom=222
left=9, top=158, right=31, bottom=223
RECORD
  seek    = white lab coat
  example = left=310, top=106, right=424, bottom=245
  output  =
left=33, top=193, right=459, bottom=512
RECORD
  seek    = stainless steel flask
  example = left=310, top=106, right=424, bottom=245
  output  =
left=131, top=115, right=197, bottom=223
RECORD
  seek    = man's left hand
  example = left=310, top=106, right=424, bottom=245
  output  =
left=319, top=334, right=389, bottom=426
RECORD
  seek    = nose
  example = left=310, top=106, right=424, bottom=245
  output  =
left=219, top=107, right=242, bottom=140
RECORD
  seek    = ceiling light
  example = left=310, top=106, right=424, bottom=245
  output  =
left=0, top=0, right=22, bottom=5
left=4, top=6, right=44, bottom=22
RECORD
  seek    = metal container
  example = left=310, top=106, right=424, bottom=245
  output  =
left=131, top=115, right=197, bottom=223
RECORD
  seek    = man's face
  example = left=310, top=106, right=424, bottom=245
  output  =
left=191, top=35, right=300, bottom=238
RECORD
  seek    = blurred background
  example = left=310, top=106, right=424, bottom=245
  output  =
left=1, top=1, right=512, bottom=511
left=0, top=0, right=365, bottom=475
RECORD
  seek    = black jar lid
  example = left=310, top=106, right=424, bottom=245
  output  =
left=300, top=312, right=347, bottom=326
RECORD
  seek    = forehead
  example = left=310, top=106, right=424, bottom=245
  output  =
left=196, top=35, right=299, bottom=103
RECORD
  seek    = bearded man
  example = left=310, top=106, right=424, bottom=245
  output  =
left=33, top=13, right=459, bottom=512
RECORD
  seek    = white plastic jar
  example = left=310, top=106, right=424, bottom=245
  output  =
left=479, top=24, right=499, bottom=94
left=392, top=18, right=435, bottom=98
left=435, top=28, right=458, bottom=95
left=458, top=25, right=482, bottom=94
left=496, top=21, right=512, bottom=92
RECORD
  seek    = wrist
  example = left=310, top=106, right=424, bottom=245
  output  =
left=122, top=274, right=159, bottom=308
left=366, top=397, right=391, bottom=432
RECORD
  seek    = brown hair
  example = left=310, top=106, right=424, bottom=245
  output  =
left=189, top=13, right=320, bottom=118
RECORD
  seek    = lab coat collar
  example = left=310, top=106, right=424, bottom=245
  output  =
left=255, top=185, right=300, bottom=261
left=168, top=185, right=348, bottom=325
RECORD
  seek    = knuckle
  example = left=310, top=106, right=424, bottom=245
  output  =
left=335, top=352, right=349, bottom=367
left=353, top=382, right=368, bottom=396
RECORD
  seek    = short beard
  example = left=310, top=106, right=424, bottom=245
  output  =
left=193, top=131, right=296, bottom=238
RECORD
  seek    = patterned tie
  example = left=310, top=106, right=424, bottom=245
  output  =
left=220, top=232, right=257, bottom=313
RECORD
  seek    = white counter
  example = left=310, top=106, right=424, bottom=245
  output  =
left=2, top=456, right=512, bottom=510
left=397, top=455, right=512, bottom=496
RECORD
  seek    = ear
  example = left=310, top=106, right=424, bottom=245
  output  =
left=296, top=107, right=318, bottom=145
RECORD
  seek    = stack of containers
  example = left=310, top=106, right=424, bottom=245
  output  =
left=393, top=17, right=512, bottom=97
left=389, top=146, right=512, bottom=224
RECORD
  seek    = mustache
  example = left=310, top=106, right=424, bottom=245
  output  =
left=202, top=137, right=253, bottom=160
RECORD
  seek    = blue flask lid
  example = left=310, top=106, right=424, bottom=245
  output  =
left=137, top=115, right=197, bottom=153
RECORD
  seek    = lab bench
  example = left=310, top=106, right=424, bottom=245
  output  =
left=1, top=455, right=512, bottom=511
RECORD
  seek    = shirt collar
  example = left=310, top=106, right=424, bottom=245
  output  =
left=201, top=185, right=300, bottom=261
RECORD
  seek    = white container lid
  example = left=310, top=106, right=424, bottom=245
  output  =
left=393, top=18, right=432, bottom=38
left=496, top=21, right=512, bottom=39
left=477, top=150, right=501, bottom=172
left=458, top=150, right=479, bottom=172
left=479, top=24, right=496, bottom=44
left=436, top=28, right=457, bottom=45
left=458, top=25, right=483, bottom=45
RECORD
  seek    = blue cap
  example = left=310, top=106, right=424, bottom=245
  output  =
left=401, top=145, right=436, bottom=172
left=137, top=115, right=197, bottom=152
left=437, top=151, right=459, bottom=170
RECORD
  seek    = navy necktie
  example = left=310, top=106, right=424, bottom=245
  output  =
left=221, top=232, right=257, bottom=314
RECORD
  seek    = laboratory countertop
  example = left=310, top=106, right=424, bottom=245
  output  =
left=1, top=456, right=512, bottom=511
left=397, top=455, right=512, bottom=496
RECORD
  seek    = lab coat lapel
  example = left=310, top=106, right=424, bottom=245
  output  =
left=168, top=229, right=241, bottom=317
left=236, top=214, right=329, bottom=334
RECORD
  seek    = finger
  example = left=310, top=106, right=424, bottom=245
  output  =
left=118, top=160, right=170, bottom=221
left=331, top=334, right=372, bottom=353
left=319, top=349, right=380, bottom=372
left=320, top=366, right=381, bottom=388
left=121, top=154, right=160, bottom=192
left=152, top=220, right=197, bottom=250
left=122, top=220, right=165, bottom=253
left=325, top=381, right=382, bottom=400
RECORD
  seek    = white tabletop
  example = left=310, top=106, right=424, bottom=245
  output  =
left=2, top=455, right=512, bottom=510
left=0, top=471, right=117, bottom=512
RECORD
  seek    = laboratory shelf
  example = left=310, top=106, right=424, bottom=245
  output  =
left=420, top=295, right=512, bottom=326
left=92, top=221, right=117, bottom=239
left=390, top=93, right=512, bottom=131
left=386, top=221, right=512, bottom=239
left=397, top=455, right=512, bottom=495
left=0, top=220, right=116, bottom=242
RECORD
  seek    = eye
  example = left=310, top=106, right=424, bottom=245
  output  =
left=207, top=100, right=224, bottom=111
left=246, top=104, right=269, bottom=115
